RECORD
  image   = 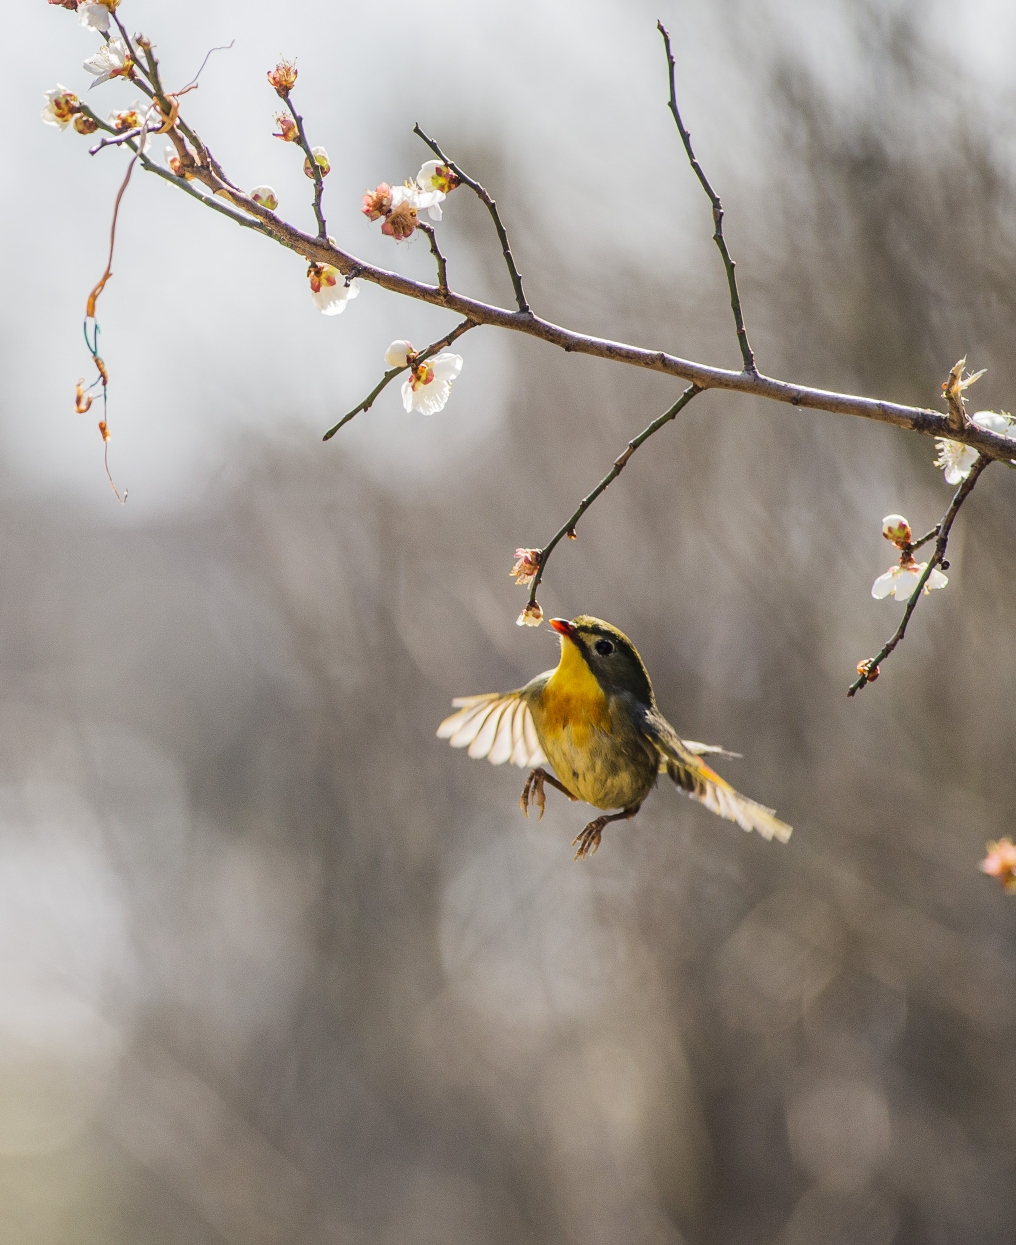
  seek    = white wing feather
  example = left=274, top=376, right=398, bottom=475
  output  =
left=437, top=693, right=547, bottom=768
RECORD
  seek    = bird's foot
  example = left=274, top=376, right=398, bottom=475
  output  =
left=520, top=768, right=576, bottom=820
left=520, top=769, right=547, bottom=820
left=571, top=803, right=642, bottom=861
left=572, top=817, right=607, bottom=859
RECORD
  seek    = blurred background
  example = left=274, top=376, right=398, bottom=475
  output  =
left=3, top=0, right=1016, bottom=1240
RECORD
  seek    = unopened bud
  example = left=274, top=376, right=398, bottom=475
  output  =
left=881, top=514, right=912, bottom=548
left=303, top=147, right=330, bottom=179
left=250, top=185, right=279, bottom=210
left=856, top=659, right=879, bottom=682
left=73, top=112, right=99, bottom=135
left=384, top=340, right=414, bottom=369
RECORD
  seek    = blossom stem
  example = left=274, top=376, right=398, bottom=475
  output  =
left=412, top=125, right=530, bottom=314
left=848, top=455, right=991, bottom=696
left=526, top=385, right=701, bottom=606
left=285, top=96, right=327, bottom=240
left=322, top=318, right=476, bottom=441
left=418, top=224, right=449, bottom=296
left=657, top=22, right=756, bottom=377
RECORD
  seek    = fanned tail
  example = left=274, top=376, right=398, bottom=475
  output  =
left=665, top=758, right=792, bottom=843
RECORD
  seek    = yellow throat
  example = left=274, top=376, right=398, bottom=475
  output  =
left=541, top=635, right=611, bottom=742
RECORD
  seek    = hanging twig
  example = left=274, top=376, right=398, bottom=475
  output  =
left=848, top=456, right=991, bottom=695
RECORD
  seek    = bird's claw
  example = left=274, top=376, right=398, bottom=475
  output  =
left=572, top=817, right=607, bottom=861
left=520, top=769, right=546, bottom=821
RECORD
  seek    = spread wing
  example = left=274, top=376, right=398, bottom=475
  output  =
left=639, top=707, right=791, bottom=843
left=437, top=686, right=548, bottom=769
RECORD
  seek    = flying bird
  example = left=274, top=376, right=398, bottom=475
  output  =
left=438, top=615, right=792, bottom=859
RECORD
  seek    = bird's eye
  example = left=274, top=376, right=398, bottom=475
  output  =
left=595, top=639, right=614, bottom=657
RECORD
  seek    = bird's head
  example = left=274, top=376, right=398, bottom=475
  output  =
left=549, top=615, right=654, bottom=705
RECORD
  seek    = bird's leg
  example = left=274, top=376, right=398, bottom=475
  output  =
left=572, top=803, right=642, bottom=861
left=520, top=768, right=576, bottom=820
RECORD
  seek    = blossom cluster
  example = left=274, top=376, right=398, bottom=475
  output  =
left=871, top=514, right=947, bottom=602
left=362, top=162, right=460, bottom=241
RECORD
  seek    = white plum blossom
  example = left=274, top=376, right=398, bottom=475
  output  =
left=41, top=85, right=78, bottom=129
left=933, top=439, right=978, bottom=485
left=308, top=264, right=359, bottom=315
left=872, top=559, right=948, bottom=601
left=403, top=353, right=462, bottom=414
left=84, top=37, right=132, bottom=88
left=417, top=160, right=460, bottom=196
left=79, top=1, right=119, bottom=32
left=934, top=410, right=1016, bottom=483
left=392, top=181, right=444, bottom=222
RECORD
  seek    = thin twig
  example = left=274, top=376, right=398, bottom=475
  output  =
left=286, top=96, right=327, bottom=239
left=657, top=22, right=756, bottom=376
left=418, top=224, right=449, bottom=295
left=413, top=124, right=530, bottom=314
left=526, top=385, right=701, bottom=604
left=322, top=318, right=476, bottom=440
left=180, top=40, right=235, bottom=93
left=86, top=154, right=137, bottom=317
left=848, top=456, right=991, bottom=696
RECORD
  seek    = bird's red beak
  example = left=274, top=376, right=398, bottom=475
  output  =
left=550, top=618, right=577, bottom=638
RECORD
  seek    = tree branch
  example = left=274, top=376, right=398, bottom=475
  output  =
left=658, top=21, right=756, bottom=375
left=74, top=138, right=1016, bottom=465
left=526, top=385, right=701, bottom=605
left=418, top=223, right=449, bottom=296
left=413, top=124, right=530, bottom=314
left=848, top=455, right=991, bottom=696
left=322, top=318, right=476, bottom=440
